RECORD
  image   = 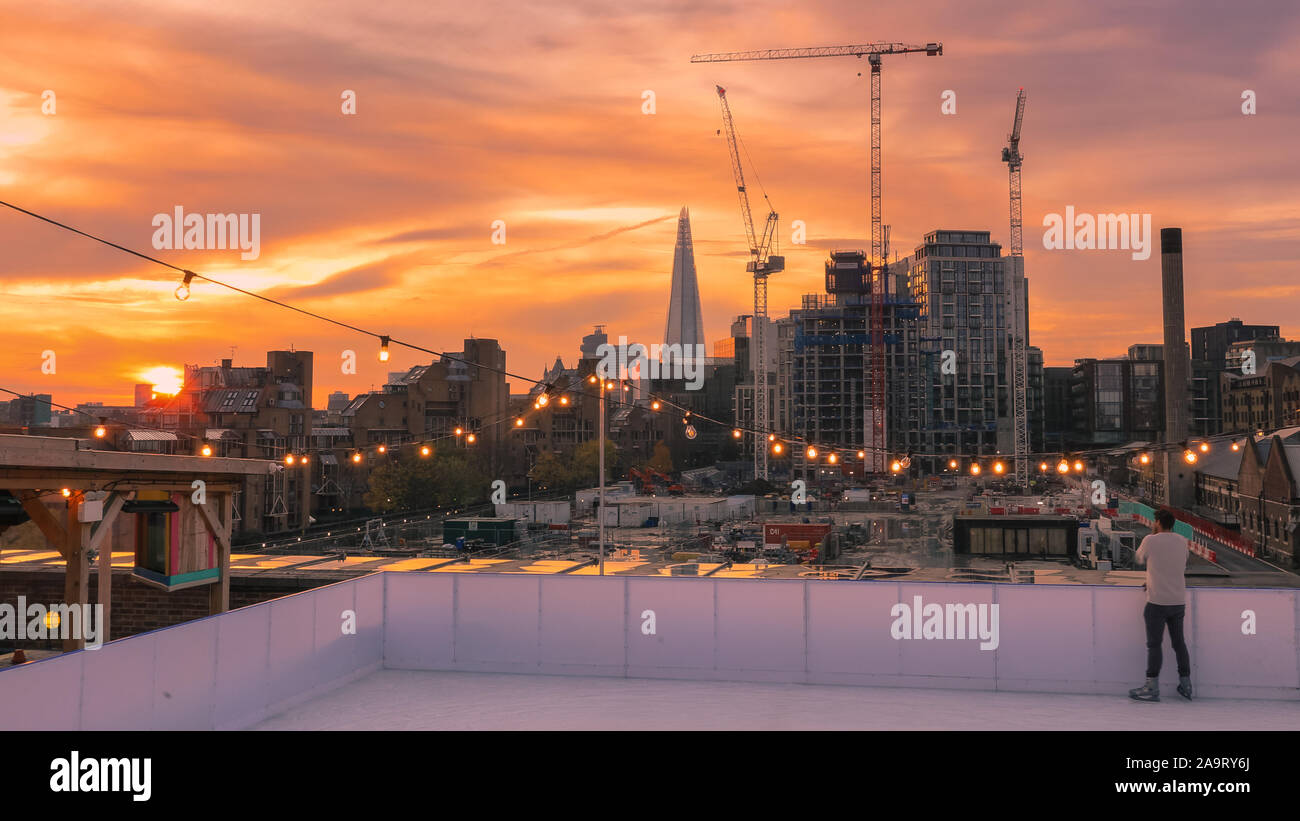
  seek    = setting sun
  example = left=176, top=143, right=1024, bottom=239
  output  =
left=137, top=366, right=183, bottom=396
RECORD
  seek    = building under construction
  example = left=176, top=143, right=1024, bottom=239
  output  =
left=786, top=250, right=924, bottom=479
left=892, top=230, right=1033, bottom=474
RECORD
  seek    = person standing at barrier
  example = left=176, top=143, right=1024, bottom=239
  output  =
left=1129, top=509, right=1193, bottom=702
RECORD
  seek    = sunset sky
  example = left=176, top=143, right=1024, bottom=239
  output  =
left=1, top=0, right=1297, bottom=408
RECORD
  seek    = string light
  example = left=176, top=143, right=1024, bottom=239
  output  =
left=732, top=428, right=743, bottom=439
left=651, top=400, right=661, bottom=410
left=378, top=445, right=387, bottom=454
left=284, top=454, right=296, bottom=466
left=201, top=444, right=212, bottom=457
left=1073, top=460, right=1084, bottom=472
left=806, top=446, right=817, bottom=459
left=993, top=461, right=1005, bottom=475
left=1183, top=449, right=1197, bottom=464
left=379, top=336, right=390, bottom=362
left=859, top=450, right=867, bottom=460
left=684, top=424, right=697, bottom=440
left=61, top=488, right=72, bottom=497
left=559, top=395, right=569, bottom=406
left=1139, top=453, right=1150, bottom=465
left=772, top=442, right=784, bottom=455
left=768, top=434, right=776, bottom=442
left=420, top=445, right=431, bottom=457
left=1231, top=442, right=1240, bottom=452
left=1057, top=459, right=1070, bottom=474
left=827, top=452, right=838, bottom=464
left=949, top=458, right=959, bottom=470
left=174, top=270, right=194, bottom=301
left=536, top=393, right=549, bottom=407
left=1, top=203, right=1219, bottom=477
left=890, top=460, right=902, bottom=473
left=1038, top=461, right=1048, bottom=472
left=515, top=418, right=524, bottom=427
left=588, top=375, right=598, bottom=384
left=454, top=427, right=463, bottom=436
left=1198, top=441, right=1210, bottom=453
left=301, top=454, right=309, bottom=465
left=970, top=463, right=981, bottom=475
left=93, top=420, right=107, bottom=438
left=466, top=433, right=477, bottom=444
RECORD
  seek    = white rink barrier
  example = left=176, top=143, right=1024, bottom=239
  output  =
left=0, top=573, right=383, bottom=730
left=2, top=572, right=1296, bottom=730
left=383, top=574, right=1300, bottom=700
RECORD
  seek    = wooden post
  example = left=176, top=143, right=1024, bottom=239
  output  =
left=91, top=494, right=125, bottom=645
left=203, top=491, right=233, bottom=615
left=63, top=495, right=88, bottom=652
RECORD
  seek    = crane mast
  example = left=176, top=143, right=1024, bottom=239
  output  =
left=693, top=43, right=941, bottom=474
left=715, top=86, right=783, bottom=480
left=1003, top=89, right=1028, bottom=486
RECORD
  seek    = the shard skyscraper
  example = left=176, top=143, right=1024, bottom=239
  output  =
left=664, top=206, right=706, bottom=355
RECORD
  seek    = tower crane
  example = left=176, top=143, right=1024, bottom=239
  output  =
left=1002, top=89, right=1028, bottom=486
left=714, top=85, right=783, bottom=480
left=692, top=42, right=942, bottom=474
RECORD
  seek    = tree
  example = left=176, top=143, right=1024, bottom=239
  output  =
left=646, top=441, right=674, bottom=474
left=529, top=450, right=575, bottom=491
left=571, top=439, right=618, bottom=487
left=363, top=454, right=488, bottom=512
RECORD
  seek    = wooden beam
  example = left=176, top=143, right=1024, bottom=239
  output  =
left=18, top=494, right=68, bottom=558
left=85, top=493, right=126, bottom=557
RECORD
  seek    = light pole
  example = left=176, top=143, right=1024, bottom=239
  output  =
left=598, top=380, right=606, bottom=576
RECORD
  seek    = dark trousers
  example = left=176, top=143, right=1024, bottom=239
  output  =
left=1144, top=602, right=1191, bottom=678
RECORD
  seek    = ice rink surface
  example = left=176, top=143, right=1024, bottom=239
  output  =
left=252, top=670, right=1300, bottom=731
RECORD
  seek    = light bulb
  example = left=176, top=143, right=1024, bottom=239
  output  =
left=175, top=270, right=196, bottom=301
left=537, top=394, right=549, bottom=407
left=201, top=445, right=212, bottom=457
left=993, top=461, right=1005, bottom=474
left=285, top=454, right=295, bottom=466
left=732, top=429, right=742, bottom=439
left=515, top=418, right=524, bottom=427
left=970, top=464, right=981, bottom=475
left=352, top=452, right=362, bottom=463
left=467, top=433, right=477, bottom=444
left=379, top=336, right=390, bottom=362
left=420, top=445, right=431, bottom=457
left=378, top=445, right=387, bottom=454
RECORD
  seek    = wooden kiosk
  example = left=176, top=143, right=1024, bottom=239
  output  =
left=0, top=434, right=274, bottom=650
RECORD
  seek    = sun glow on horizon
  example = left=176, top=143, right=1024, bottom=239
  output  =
left=137, top=366, right=184, bottom=396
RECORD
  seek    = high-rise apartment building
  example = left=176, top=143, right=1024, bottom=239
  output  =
left=898, top=230, right=1014, bottom=472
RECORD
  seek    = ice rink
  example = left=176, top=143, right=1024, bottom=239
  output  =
left=252, top=670, right=1300, bottom=731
